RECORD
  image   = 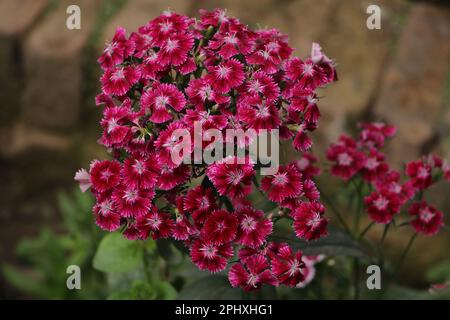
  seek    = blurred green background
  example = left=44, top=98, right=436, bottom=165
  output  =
left=0, top=0, right=449, bottom=299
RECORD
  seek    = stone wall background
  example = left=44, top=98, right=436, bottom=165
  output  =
left=0, top=0, right=449, bottom=297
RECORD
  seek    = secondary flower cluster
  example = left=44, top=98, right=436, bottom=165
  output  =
left=75, top=9, right=337, bottom=291
left=326, top=122, right=449, bottom=235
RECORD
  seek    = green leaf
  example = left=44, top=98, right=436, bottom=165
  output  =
left=177, top=275, right=241, bottom=300
left=93, top=233, right=143, bottom=273
left=426, top=260, right=450, bottom=282
left=1, top=264, right=53, bottom=299
left=271, top=230, right=369, bottom=258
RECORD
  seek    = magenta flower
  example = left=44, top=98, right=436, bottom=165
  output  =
left=364, top=190, right=400, bottom=224
left=236, top=206, right=273, bottom=248
left=228, top=255, right=278, bottom=291
left=271, top=244, right=305, bottom=287
left=409, top=201, right=444, bottom=236
left=261, top=164, right=303, bottom=203
left=209, top=59, right=245, bottom=93
left=190, top=239, right=233, bottom=273
left=201, top=210, right=238, bottom=245
left=292, top=202, right=328, bottom=241
left=206, top=157, right=255, bottom=200
left=141, top=83, right=187, bottom=123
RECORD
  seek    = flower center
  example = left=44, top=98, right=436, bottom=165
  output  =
left=306, top=212, right=321, bottom=228
left=374, top=196, right=389, bottom=210
left=247, top=273, right=259, bottom=288
left=273, top=172, right=288, bottom=186
left=155, top=95, right=169, bottom=108
left=337, top=152, right=353, bottom=166
left=123, top=189, right=139, bottom=202
left=200, top=244, right=217, bottom=259
left=241, top=216, right=257, bottom=231
left=419, top=208, right=434, bottom=223
left=133, top=159, right=145, bottom=175
left=417, top=167, right=429, bottom=179
left=365, top=157, right=379, bottom=170
left=227, top=170, right=244, bottom=185
left=111, top=68, right=125, bottom=80
left=217, top=65, right=231, bottom=78
left=165, top=39, right=179, bottom=52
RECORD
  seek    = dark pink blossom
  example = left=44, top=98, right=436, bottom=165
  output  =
left=292, top=202, right=328, bottom=241
left=228, top=255, right=278, bottom=291
left=409, top=201, right=444, bottom=236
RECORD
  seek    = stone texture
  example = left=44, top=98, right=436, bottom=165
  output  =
left=374, top=3, right=450, bottom=166
left=0, top=0, right=48, bottom=125
left=317, top=0, right=406, bottom=144
left=22, top=0, right=103, bottom=129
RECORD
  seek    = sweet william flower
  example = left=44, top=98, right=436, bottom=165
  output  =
left=100, top=66, right=140, bottom=96
left=206, top=157, right=255, bottom=200
left=190, top=238, right=233, bottom=273
left=121, top=154, right=160, bottom=190
left=183, top=186, right=218, bottom=226
left=292, top=202, right=328, bottom=241
left=364, top=190, right=400, bottom=224
left=235, top=206, right=273, bottom=248
left=406, top=159, right=433, bottom=190
left=271, top=244, right=305, bottom=287
left=74, top=168, right=91, bottom=192
left=98, top=27, right=135, bottom=70
left=136, top=207, right=174, bottom=240
left=228, top=254, right=278, bottom=291
left=201, top=209, right=238, bottom=245
left=261, top=164, right=303, bottom=203
left=112, top=184, right=154, bottom=218
left=409, top=201, right=444, bottom=236
left=89, top=160, right=121, bottom=193
left=209, top=59, right=245, bottom=94
left=141, top=83, right=187, bottom=124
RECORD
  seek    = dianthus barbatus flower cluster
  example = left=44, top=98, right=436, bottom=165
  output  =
left=75, top=9, right=337, bottom=291
left=326, top=123, right=449, bottom=235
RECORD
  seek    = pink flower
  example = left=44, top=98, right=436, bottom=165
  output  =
left=141, top=83, right=186, bottom=123
left=158, top=32, right=194, bottom=66
left=136, top=207, right=174, bottom=239
left=208, top=19, right=255, bottom=59
left=157, top=164, right=191, bottom=190
left=209, top=59, right=245, bottom=93
left=237, top=96, right=280, bottom=131
left=206, top=157, right=255, bottom=199
left=243, top=71, right=280, bottom=103
left=289, top=87, right=321, bottom=124
left=101, top=66, right=140, bottom=96
left=359, top=122, right=396, bottom=149
left=292, top=202, right=328, bottom=241
left=361, top=149, right=389, bottom=183
left=190, top=239, right=233, bottom=273
left=296, top=255, right=324, bottom=288
left=89, top=160, right=121, bottom=193
left=409, top=201, right=444, bottom=236
left=443, top=161, right=450, bottom=181
left=228, top=255, right=278, bottom=291
left=261, top=164, right=303, bottom=203
left=326, top=135, right=365, bottom=180
left=113, top=184, right=154, bottom=218
left=201, top=210, right=238, bottom=245
left=236, top=206, right=273, bottom=248
left=246, top=29, right=293, bottom=74
left=406, top=159, right=433, bottom=190
left=295, top=152, right=320, bottom=178
left=285, top=57, right=324, bottom=89
left=99, top=100, right=132, bottom=147
left=183, top=186, right=218, bottom=226
left=74, top=168, right=91, bottom=192
left=364, top=190, right=400, bottom=224
left=93, top=195, right=121, bottom=231
left=271, top=244, right=305, bottom=287
left=375, top=170, right=415, bottom=205
left=98, top=27, right=135, bottom=70
left=121, top=154, right=160, bottom=189
left=185, top=76, right=230, bottom=110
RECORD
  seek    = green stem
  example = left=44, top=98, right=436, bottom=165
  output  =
left=319, top=188, right=351, bottom=233
left=394, top=233, right=418, bottom=278
left=359, top=221, right=375, bottom=239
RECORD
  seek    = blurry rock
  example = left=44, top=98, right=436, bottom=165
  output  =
left=0, top=0, right=48, bottom=126
left=22, top=0, right=103, bottom=130
left=374, top=3, right=450, bottom=167
left=318, top=0, right=406, bottom=144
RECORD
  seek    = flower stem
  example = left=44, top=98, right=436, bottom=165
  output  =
left=394, top=233, right=418, bottom=278
left=319, top=188, right=351, bottom=233
left=359, top=221, right=375, bottom=239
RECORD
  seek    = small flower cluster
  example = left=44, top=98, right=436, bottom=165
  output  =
left=326, top=122, right=449, bottom=235
left=75, top=9, right=337, bottom=291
